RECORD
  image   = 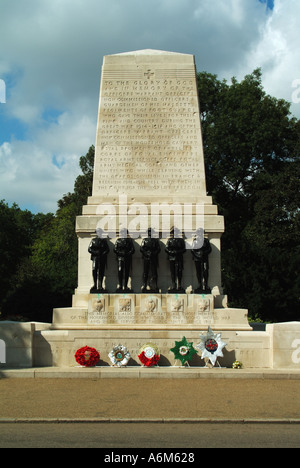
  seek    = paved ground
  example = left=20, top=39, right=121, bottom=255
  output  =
left=1, top=422, right=299, bottom=448
left=0, top=377, right=300, bottom=421
left=1, top=375, right=300, bottom=448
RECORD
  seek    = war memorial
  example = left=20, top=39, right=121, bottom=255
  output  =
left=1, top=50, right=300, bottom=372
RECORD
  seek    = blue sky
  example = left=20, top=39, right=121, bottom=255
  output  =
left=259, top=0, right=275, bottom=10
left=0, top=0, right=299, bottom=213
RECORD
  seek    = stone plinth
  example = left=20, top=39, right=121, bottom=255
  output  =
left=52, top=293, right=250, bottom=331
left=45, top=50, right=255, bottom=369
left=0, top=322, right=51, bottom=368
left=34, top=328, right=267, bottom=368
left=1, top=51, right=299, bottom=372
left=266, top=322, right=300, bottom=369
left=2, top=320, right=300, bottom=370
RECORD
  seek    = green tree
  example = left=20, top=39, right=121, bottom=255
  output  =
left=31, top=203, right=78, bottom=296
left=199, top=69, right=297, bottom=202
left=242, top=160, right=300, bottom=321
left=57, top=144, right=94, bottom=213
left=0, top=146, right=95, bottom=322
left=0, top=200, right=44, bottom=297
left=0, top=201, right=54, bottom=320
left=198, top=69, right=300, bottom=322
left=22, top=146, right=95, bottom=320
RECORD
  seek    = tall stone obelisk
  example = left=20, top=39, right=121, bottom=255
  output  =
left=91, top=49, right=208, bottom=203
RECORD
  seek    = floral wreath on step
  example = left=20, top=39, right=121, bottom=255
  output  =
left=108, top=345, right=131, bottom=367
left=75, top=346, right=100, bottom=367
left=196, top=326, right=227, bottom=367
left=138, top=343, right=160, bottom=367
left=170, top=336, right=198, bottom=365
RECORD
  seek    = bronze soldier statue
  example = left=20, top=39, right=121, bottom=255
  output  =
left=191, top=228, right=212, bottom=293
left=165, top=227, right=186, bottom=293
left=140, top=228, right=161, bottom=293
left=114, top=228, right=135, bottom=292
left=88, top=229, right=109, bottom=293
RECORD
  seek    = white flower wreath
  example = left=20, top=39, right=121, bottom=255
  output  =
left=196, top=326, right=227, bottom=367
left=108, top=345, right=131, bottom=367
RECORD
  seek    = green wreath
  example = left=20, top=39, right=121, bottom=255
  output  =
left=170, top=336, right=198, bottom=365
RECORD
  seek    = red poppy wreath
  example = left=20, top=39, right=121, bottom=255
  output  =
left=75, top=346, right=100, bottom=367
left=138, top=343, right=160, bottom=367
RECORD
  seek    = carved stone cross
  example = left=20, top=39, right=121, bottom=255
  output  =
left=144, top=69, right=154, bottom=79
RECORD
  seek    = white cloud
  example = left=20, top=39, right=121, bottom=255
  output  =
left=0, top=142, right=16, bottom=182
left=233, top=0, right=300, bottom=116
left=0, top=0, right=269, bottom=125
left=0, top=107, right=96, bottom=212
left=0, top=139, right=80, bottom=213
left=0, top=0, right=299, bottom=213
left=36, top=110, right=96, bottom=156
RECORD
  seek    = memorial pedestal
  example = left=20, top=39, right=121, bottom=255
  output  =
left=44, top=50, right=255, bottom=368
left=1, top=50, right=299, bottom=372
left=52, top=293, right=250, bottom=331
left=42, top=293, right=253, bottom=368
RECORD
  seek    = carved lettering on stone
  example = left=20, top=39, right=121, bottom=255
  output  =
left=92, top=51, right=207, bottom=197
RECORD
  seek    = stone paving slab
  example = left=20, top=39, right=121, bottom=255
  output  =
left=0, top=371, right=300, bottom=421
left=1, top=367, right=300, bottom=379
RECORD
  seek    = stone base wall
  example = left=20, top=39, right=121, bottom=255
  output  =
left=1, top=319, right=300, bottom=370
